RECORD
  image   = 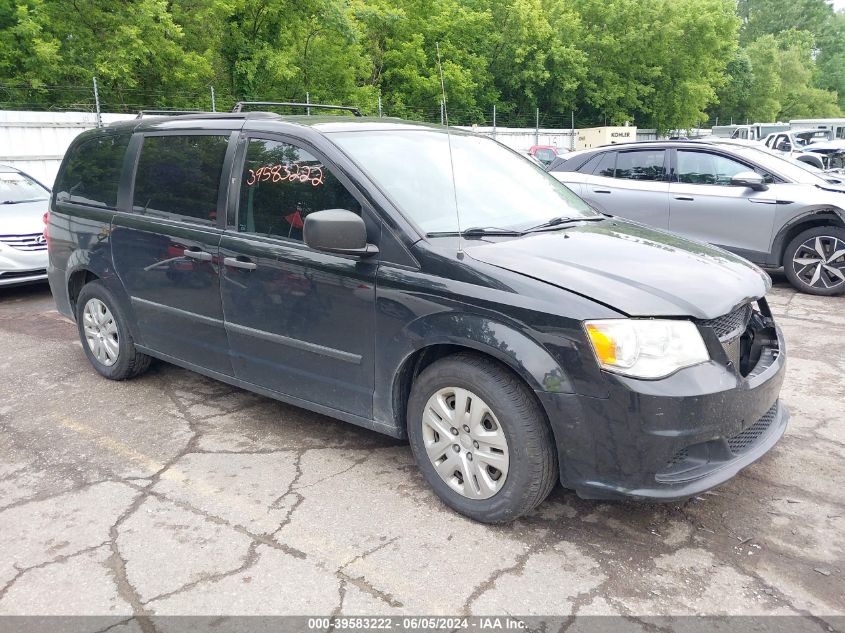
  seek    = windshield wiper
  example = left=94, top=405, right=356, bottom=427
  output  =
left=521, top=215, right=603, bottom=234
left=427, top=226, right=522, bottom=238
left=1, top=198, right=45, bottom=204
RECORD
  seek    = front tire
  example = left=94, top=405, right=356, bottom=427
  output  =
left=783, top=226, right=845, bottom=296
left=407, top=353, right=558, bottom=523
left=76, top=280, right=152, bottom=380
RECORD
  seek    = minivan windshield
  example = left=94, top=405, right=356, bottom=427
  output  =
left=330, top=130, right=597, bottom=234
left=0, top=170, right=49, bottom=205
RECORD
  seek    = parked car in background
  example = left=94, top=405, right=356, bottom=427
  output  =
left=527, top=145, right=565, bottom=166
left=548, top=140, right=845, bottom=295
left=0, top=165, right=50, bottom=287
left=48, top=109, right=787, bottom=522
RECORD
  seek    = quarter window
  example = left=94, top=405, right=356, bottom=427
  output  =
left=237, top=138, right=360, bottom=242
left=614, top=150, right=666, bottom=181
left=676, top=151, right=753, bottom=185
left=55, top=134, right=130, bottom=208
left=132, top=134, right=229, bottom=224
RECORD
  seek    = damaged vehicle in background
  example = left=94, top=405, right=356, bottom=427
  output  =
left=48, top=108, right=787, bottom=523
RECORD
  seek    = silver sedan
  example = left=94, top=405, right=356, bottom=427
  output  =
left=0, top=165, right=50, bottom=287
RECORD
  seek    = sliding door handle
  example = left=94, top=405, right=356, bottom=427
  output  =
left=592, top=189, right=612, bottom=194
left=223, top=256, right=257, bottom=271
left=183, top=248, right=213, bottom=261
left=674, top=196, right=694, bottom=201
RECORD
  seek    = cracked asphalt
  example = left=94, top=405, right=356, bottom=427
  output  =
left=0, top=276, right=843, bottom=627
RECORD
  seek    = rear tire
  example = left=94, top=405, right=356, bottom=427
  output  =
left=783, top=226, right=845, bottom=296
left=407, top=353, right=558, bottom=523
left=76, top=280, right=151, bottom=380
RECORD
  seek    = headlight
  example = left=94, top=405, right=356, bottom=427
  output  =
left=584, top=319, right=709, bottom=379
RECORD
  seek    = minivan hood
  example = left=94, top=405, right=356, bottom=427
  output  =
left=465, top=220, right=770, bottom=319
left=0, top=200, right=49, bottom=235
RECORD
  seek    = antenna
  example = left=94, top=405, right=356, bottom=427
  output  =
left=436, top=42, right=463, bottom=255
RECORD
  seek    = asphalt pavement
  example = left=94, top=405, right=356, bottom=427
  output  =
left=0, top=275, right=842, bottom=629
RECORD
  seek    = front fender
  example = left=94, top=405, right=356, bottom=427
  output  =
left=372, top=310, right=574, bottom=435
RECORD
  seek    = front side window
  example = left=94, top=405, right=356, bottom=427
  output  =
left=614, top=150, right=666, bottom=181
left=238, top=138, right=361, bottom=242
left=55, top=134, right=130, bottom=208
left=676, top=151, right=752, bottom=185
left=132, top=134, right=229, bottom=224
left=0, top=170, right=49, bottom=205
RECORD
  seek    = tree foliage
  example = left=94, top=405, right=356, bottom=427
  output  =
left=0, top=0, right=841, bottom=129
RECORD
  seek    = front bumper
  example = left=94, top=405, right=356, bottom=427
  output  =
left=0, top=247, right=48, bottom=287
left=537, top=319, right=787, bottom=502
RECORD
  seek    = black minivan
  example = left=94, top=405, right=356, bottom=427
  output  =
left=48, top=107, right=788, bottom=523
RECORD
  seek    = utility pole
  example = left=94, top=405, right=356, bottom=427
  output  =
left=492, top=104, right=496, bottom=139
left=571, top=110, right=575, bottom=150
left=378, top=93, right=383, bottom=117
left=210, top=86, right=216, bottom=112
left=306, top=92, right=311, bottom=116
left=535, top=107, right=539, bottom=146
left=92, top=77, right=102, bottom=128
left=440, top=100, right=445, bottom=126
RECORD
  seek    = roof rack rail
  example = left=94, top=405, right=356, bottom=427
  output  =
left=232, top=101, right=362, bottom=117
left=136, top=110, right=208, bottom=119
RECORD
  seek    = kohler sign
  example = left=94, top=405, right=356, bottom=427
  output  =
left=576, top=126, right=638, bottom=150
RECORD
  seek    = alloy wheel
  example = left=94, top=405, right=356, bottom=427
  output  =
left=82, top=298, right=119, bottom=367
left=792, top=236, right=845, bottom=291
left=421, top=387, right=509, bottom=499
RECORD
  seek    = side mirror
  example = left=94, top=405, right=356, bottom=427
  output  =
left=304, top=209, right=378, bottom=257
left=730, top=171, right=768, bottom=191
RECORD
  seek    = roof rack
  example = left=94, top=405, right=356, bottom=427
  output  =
left=136, top=110, right=207, bottom=119
left=231, top=101, right=362, bottom=117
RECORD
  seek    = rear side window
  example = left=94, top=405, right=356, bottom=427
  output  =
left=132, top=134, right=229, bottom=224
left=593, top=151, right=617, bottom=177
left=614, top=150, right=666, bottom=181
left=237, top=138, right=361, bottom=242
left=55, top=134, right=130, bottom=208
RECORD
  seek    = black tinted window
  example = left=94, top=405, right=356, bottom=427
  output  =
left=614, top=150, right=666, bottom=181
left=132, top=135, right=229, bottom=224
left=56, top=134, right=130, bottom=208
left=594, top=152, right=616, bottom=177
left=238, top=139, right=360, bottom=242
left=576, top=153, right=603, bottom=174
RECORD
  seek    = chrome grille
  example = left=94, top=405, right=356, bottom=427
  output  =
left=699, top=303, right=753, bottom=341
left=727, top=402, right=778, bottom=454
left=0, top=233, right=48, bottom=251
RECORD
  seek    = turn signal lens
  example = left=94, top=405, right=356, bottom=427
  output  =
left=584, top=319, right=709, bottom=379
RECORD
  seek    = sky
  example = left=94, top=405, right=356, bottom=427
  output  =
left=832, top=0, right=845, bottom=11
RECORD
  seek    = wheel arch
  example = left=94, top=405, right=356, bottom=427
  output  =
left=380, top=312, right=574, bottom=437
left=772, top=207, right=845, bottom=266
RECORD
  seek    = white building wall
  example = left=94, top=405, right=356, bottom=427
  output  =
left=0, top=111, right=135, bottom=187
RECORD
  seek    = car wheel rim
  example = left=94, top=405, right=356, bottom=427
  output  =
left=421, top=387, right=509, bottom=500
left=792, top=236, right=845, bottom=290
left=82, top=298, right=119, bottom=367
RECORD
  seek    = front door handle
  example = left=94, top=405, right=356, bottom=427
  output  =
left=183, top=248, right=213, bottom=261
left=674, top=196, right=694, bottom=201
left=223, top=256, right=257, bottom=271
left=592, top=189, right=612, bottom=194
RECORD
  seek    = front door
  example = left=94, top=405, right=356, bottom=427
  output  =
left=668, top=149, right=777, bottom=257
left=111, top=132, right=235, bottom=375
left=220, top=136, right=377, bottom=418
